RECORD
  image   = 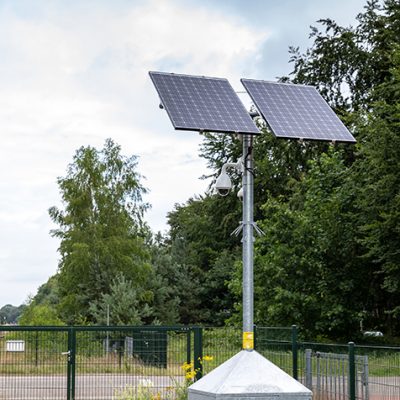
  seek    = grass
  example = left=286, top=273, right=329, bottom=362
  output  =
left=367, top=352, right=400, bottom=377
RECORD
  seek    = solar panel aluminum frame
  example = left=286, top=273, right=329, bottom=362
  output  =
left=149, top=71, right=260, bottom=135
left=241, top=78, right=356, bottom=143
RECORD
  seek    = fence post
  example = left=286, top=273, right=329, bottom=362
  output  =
left=348, top=342, right=356, bottom=400
left=71, top=328, right=76, bottom=400
left=316, top=352, right=321, bottom=395
left=186, top=328, right=192, bottom=364
left=193, top=326, right=203, bottom=381
left=35, top=331, right=39, bottom=367
left=67, top=328, right=72, bottom=400
left=67, top=327, right=77, bottom=400
left=305, top=348, right=312, bottom=389
left=363, top=355, right=369, bottom=400
left=292, top=325, right=298, bottom=380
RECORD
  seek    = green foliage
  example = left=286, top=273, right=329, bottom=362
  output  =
left=89, top=273, right=153, bottom=325
left=250, top=80, right=400, bottom=339
left=191, top=1, right=400, bottom=338
left=19, top=304, right=65, bottom=326
left=31, top=275, right=61, bottom=307
left=18, top=275, right=63, bottom=326
left=166, top=194, right=241, bottom=325
left=147, top=234, right=184, bottom=325
left=49, top=139, right=151, bottom=324
left=288, top=0, right=400, bottom=111
left=353, top=59, right=400, bottom=332
left=253, top=150, right=362, bottom=339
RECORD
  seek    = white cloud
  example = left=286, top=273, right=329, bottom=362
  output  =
left=0, top=0, right=269, bottom=306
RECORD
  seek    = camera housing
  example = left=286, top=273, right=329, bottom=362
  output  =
left=215, top=159, right=242, bottom=197
left=215, top=172, right=232, bottom=196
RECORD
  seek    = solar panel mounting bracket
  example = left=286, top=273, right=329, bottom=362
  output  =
left=249, top=111, right=259, bottom=119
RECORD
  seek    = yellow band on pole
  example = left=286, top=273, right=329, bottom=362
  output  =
left=242, top=331, right=254, bottom=350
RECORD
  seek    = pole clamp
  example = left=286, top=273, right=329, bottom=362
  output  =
left=231, top=221, right=265, bottom=237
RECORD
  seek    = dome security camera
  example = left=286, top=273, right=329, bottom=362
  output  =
left=215, top=159, right=242, bottom=197
left=215, top=170, right=232, bottom=196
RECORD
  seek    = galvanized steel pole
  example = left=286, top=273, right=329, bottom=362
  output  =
left=242, top=134, right=254, bottom=350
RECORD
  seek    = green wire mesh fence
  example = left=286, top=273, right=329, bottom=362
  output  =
left=0, top=327, right=69, bottom=399
left=357, top=344, right=400, bottom=400
left=1, top=325, right=399, bottom=400
left=0, top=326, right=193, bottom=400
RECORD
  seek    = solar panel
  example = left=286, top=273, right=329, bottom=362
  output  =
left=149, top=72, right=260, bottom=135
left=241, top=79, right=356, bottom=143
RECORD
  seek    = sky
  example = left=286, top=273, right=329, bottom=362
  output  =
left=0, top=0, right=367, bottom=307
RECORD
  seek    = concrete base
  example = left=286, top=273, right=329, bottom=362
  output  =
left=188, top=350, right=312, bottom=400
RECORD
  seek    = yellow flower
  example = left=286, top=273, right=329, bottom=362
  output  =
left=203, top=355, right=213, bottom=362
left=185, top=370, right=196, bottom=380
left=181, top=361, right=194, bottom=371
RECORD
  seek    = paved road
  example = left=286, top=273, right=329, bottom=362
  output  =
left=0, top=374, right=183, bottom=399
left=368, top=377, right=400, bottom=400
left=305, top=376, right=400, bottom=400
left=1, top=375, right=399, bottom=400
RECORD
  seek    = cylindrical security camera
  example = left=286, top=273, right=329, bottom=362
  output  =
left=237, top=187, right=243, bottom=201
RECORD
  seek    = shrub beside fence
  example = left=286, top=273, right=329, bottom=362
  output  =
left=0, top=325, right=399, bottom=400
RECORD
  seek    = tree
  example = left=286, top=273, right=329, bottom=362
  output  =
left=0, top=304, right=25, bottom=324
left=288, top=0, right=400, bottom=111
left=30, top=275, right=60, bottom=307
left=19, top=304, right=64, bottom=326
left=49, top=139, right=151, bottom=324
left=165, top=194, right=242, bottom=325
left=251, top=150, right=366, bottom=339
left=17, top=275, right=62, bottom=326
left=213, top=0, right=400, bottom=338
left=280, top=0, right=400, bottom=337
left=352, top=54, right=400, bottom=334
left=89, top=274, right=153, bottom=325
left=146, top=233, right=183, bottom=325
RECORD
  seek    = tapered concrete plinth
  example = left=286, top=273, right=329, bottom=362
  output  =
left=188, top=350, right=312, bottom=400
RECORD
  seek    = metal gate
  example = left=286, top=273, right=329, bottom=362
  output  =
left=0, top=325, right=199, bottom=400
left=304, top=349, right=369, bottom=400
left=0, top=326, right=70, bottom=400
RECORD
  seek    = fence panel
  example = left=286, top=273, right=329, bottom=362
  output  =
left=255, top=326, right=293, bottom=375
left=73, top=326, right=191, bottom=400
left=356, top=345, right=400, bottom=400
left=0, top=327, right=69, bottom=400
left=202, top=326, right=241, bottom=375
left=0, top=326, right=193, bottom=400
left=302, top=348, right=369, bottom=400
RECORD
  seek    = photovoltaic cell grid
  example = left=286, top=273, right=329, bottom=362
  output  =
left=241, top=79, right=356, bottom=143
left=149, top=72, right=260, bottom=135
